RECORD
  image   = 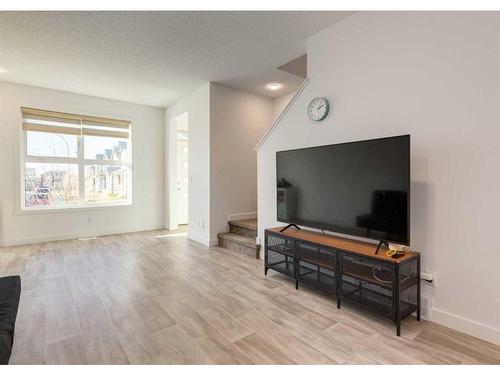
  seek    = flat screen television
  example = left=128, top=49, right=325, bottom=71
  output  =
left=276, top=135, right=410, bottom=245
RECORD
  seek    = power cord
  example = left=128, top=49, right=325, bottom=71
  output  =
left=372, top=268, right=413, bottom=284
left=372, top=268, right=392, bottom=284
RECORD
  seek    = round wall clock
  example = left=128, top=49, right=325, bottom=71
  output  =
left=307, top=97, right=329, bottom=121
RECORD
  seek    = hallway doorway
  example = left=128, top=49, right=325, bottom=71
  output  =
left=176, top=126, right=188, bottom=225
left=167, top=112, right=188, bottom=230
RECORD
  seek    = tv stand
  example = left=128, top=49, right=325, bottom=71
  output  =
left=264, top=226, right=421, bottom=336
left=375, top=240, right=390, bottom=255
left=280, top=223, right=301, bottom=232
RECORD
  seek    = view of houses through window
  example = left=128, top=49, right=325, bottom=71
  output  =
left=24, top=131, right=131, bottom=209
left=25, top=162, right=79, bottom=207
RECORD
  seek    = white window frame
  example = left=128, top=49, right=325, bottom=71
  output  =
left=20, top=129, right=133, bottom=211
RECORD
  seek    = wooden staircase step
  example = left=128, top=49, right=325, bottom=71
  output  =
left=218, top=232, right=260, bottom=259
left=228, top=219, right=257, bottom=231
left=228, top=219, right=257, bottom=238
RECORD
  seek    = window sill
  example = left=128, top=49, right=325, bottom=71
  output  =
left=17, top=201, right=133, bottom=215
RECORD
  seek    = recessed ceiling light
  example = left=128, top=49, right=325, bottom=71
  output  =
left=267, top=82, right=282, bottom=90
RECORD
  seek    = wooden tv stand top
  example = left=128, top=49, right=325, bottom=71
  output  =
left=266, top=227, right=419, bottom=264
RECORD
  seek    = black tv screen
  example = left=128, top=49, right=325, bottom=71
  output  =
left=276, top=135, right=410, bottom=245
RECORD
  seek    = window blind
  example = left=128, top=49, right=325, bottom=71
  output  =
left=21, top=107, right=131, bottom=139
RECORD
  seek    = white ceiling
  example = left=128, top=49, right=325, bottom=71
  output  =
left=0, top=11, right=351, bottom=107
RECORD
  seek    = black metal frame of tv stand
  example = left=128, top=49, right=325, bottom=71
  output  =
left=264, top=228, right=421, bottom=336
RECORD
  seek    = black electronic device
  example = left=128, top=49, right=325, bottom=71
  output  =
left=276, top=135, right=410, bottom=245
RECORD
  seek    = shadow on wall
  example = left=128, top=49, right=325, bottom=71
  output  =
left=411, top=156, right=435, bottom=302
left=411, top=157, right=432, bottom=270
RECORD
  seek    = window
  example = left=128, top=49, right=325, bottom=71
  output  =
left=21, top=107, right=132, bottom=210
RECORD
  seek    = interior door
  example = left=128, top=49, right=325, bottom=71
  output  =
left=176, top=139, right=189, bottom=225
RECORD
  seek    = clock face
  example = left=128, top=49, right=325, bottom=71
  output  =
left=308, top=97, right=329, bottom=121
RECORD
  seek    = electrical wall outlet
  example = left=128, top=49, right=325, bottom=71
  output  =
left=421, top=271, right=436, bottom=287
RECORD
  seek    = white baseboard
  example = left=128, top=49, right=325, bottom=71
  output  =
left=1, top=224, right=164, bottom=247
left=188, top=236, right=217, bottom=247
left=228, top=211, right=257, bottom=221
left=167, top=223, right=179, bottom=231
left=187, top=232, right=211, bottom=247
left=432, top=307, right=500, bottom=346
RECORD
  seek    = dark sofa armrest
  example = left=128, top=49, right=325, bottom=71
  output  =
left=0, top=275, right=21, bottom=365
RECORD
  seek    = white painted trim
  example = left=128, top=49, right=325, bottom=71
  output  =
left=254, top=78, right=310, bottom=151
left=1, top=225, right=164, bottom=247
left=209, top=238, right=219, bottom=247
left=432, top=307, right=500, bottom=346
left=17, top=201, right=133, bottom=215
left=228, top=211, right=257, bottom=221
left=167, top=223, right=179, bottom=231
left=187, top=232, right=211, bottom=247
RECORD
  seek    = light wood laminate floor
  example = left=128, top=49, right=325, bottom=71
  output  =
left=1, top=229, right=499, bottom=364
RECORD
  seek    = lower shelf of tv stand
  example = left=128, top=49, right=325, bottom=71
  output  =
left=266, top=260, right=295, bottom=278
left=297, top=265, right=335, bottom=293
left=341, top=279, right=417, bottom=320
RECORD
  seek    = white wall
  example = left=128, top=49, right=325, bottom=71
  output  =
left=272, top=91, right=297, bottom=121
left=257, top=12, right=500, bottom=344
left=0, top=81, right=165, bottom=246
left=209, top=83, right=273, bottom=243
left=165, top=83, right=211, bottom=246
